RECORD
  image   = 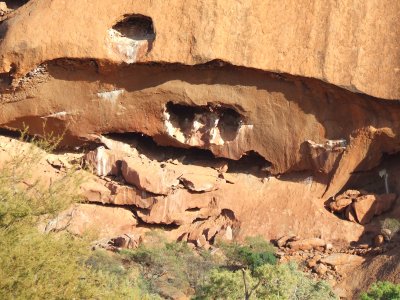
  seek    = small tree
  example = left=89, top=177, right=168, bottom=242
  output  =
left=221, top=236, right=277, bottom=299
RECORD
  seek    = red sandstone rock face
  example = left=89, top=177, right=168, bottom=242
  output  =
left=329, top=189, right=397, bottom=225
left=0, top=0, right=399, bottom=99
left=45, top=203, right=138, bottom=238
left=1, top=2, right=400, bottom=297
left=0, top=1, right=399, bottom=183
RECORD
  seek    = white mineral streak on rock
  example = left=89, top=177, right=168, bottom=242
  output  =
left=163, top=110, right=186, bottom=143
left=107, top=29, right=146, bottom=63
left=97, top=89, right=124, bottom=102
left=95, top=146, right=110, bottom=176
left=42, top=111, right=68, bottom=119
left=163, top=107, right=252, bottom=147
left=308, top=139, right=347, bottom=151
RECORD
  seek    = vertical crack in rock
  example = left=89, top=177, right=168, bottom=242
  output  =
left=108, top=14, right=155, bottom=63
left=163, top=101, right=251, bottom=148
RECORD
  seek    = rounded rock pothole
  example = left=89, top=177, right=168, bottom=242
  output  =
left=107, top=14, right=155, bottom=63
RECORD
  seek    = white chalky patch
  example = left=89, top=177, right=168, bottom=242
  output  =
left=107, top=29, right=147, bottom=64
left=163, top=107, right=252, bottom=147
left=308, top=139, right=347, bottom=150
left=97, top=89, right=124, bottom=102
left=163, top=110, right=186, bottom=143
left=379, top=169, right=390, bottom=193
left=41, top=111, right=69, bottom=119
left=95, top=146, right=109, bottom=176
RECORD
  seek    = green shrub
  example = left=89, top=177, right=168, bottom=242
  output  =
left=361, top=281, right=400, bottom=300
left=221, top=235, right=277, bottom=272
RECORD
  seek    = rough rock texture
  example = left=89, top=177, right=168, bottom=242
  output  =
left=45, top=203, right=138, bottom=238
left=329, top=189, right=397, bottom=224
left=0, top=0, right=399, bottom=99
left=1, top=2, right=400, bottom=298
left=320, top=253, right=365, bottom=266
left=3, top=61, right=400, bottom=180
left=287, top=238, right=326, bottom=251
left=338, top=247, right=400, bottom=298
left=0, top=1, right=399, bottom=187
left=78, top=140, right=366, bottom=243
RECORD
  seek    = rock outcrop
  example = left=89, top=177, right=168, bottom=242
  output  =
left=1, top=2, right=400, bottom=298
left=45, top=203, right=138, bottom=238
left=0, top=1, right=399, bottom=185
left=0, top=0, right=399, bottom=99
left=329, top=189, right=397, bottom=224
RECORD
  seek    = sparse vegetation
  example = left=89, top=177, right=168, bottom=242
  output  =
left=196, top=262, right=337, bottom=300
left=381, top=218, right=400, bottom=241
left=0, top=132, right=153, bottom=299
left=120, top=231, right=216, bottom=298
left=0, top=132, right=338, bottom=299
left=195, top=237, right=337, bottom=300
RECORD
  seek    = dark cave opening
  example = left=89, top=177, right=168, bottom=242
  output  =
left=104, top=132, right=271, bottom=178
left=165, top=101, right=244, bottom=142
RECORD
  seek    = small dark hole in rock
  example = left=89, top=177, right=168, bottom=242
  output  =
left=185, top=207, right=201, bottom=212
left=221, top=209, right=236, bottom=221
left=5, top=0, right=29, bottom=10
left=113, top=15, right=155, bottom=40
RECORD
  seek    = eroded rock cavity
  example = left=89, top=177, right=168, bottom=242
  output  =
left=108, top=14, right=155, bottom=63
left=163, top=102, right=250, bottom=148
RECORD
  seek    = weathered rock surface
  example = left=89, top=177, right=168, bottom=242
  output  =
left=45, top=204, right=138, bottom=238
left=105, top=181, right=157, bottom=208
left=320, top=253, right=365, bottom=266
left=84, top=146, right=120, bottom=176
left=1, top=2, right=399, bottom=296
left=121, top=156, right=180, bottom=195
left=0, top=1, right=399, bottom=186
left=287, top=238, right=326, bottom=251
left=330, top=189, right=397, bottom=224
left=329, top=190, right=360, bottom=212
left=0, top=0, right=399, bottom=99
left=337, top=247, right=400, bottom=298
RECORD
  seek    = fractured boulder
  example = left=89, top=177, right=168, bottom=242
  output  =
left=287, top=238, right=326, bottom=251
left=44, top=204, right=138, bottom=239
left=330, top=190, right=397, bottom=224
left=121, top=156, right=180, bottom=195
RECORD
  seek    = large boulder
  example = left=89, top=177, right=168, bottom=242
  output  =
left=320, top=253, right=365, bottom=266
left=287, top=238, right=326, bottom=251
left=121, top=156, right=180, bottom=195
left=44, top=204, right=138, bottom=238
left=352, top=193, right=396, bottom=224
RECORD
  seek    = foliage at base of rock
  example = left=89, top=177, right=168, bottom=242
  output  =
left=121, top=231, right=216, bottom=298
left=360, top=281, right=400, bottom=300
left=0, top=136, right=154, bottom=299
left=196, top=263, right=337, bottom=300
left=193, top=237, right=337, bottom=300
